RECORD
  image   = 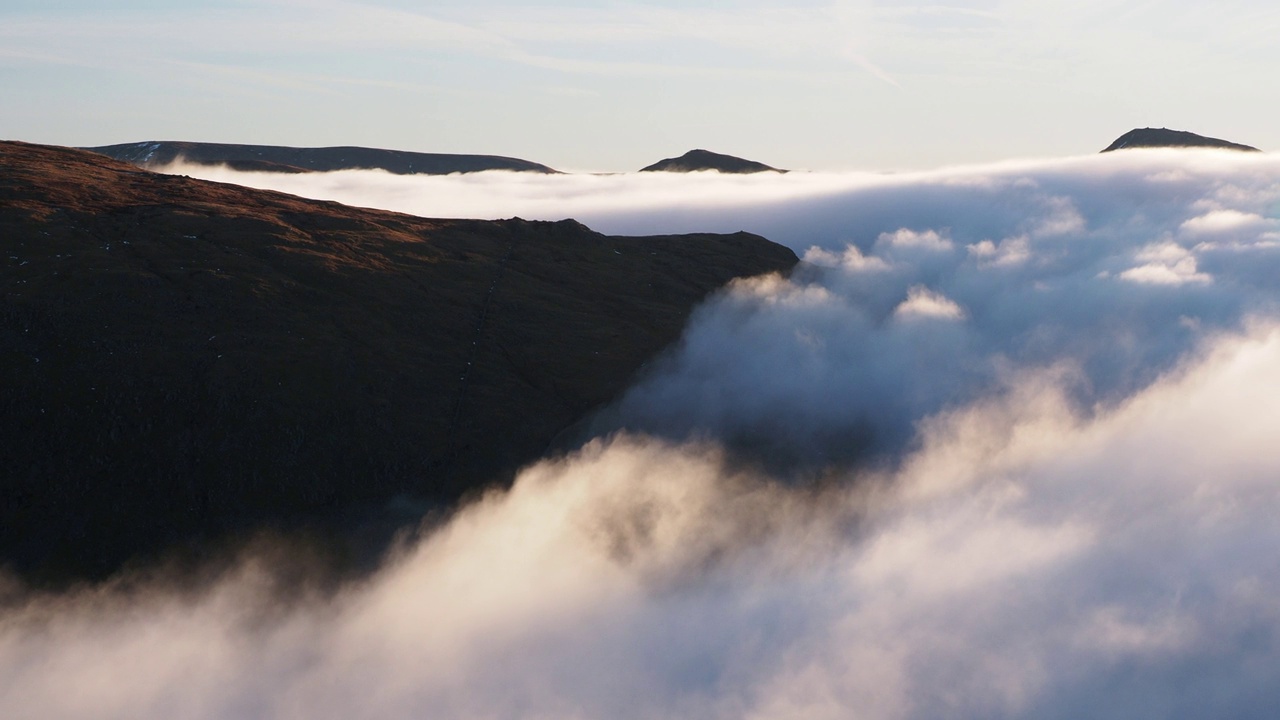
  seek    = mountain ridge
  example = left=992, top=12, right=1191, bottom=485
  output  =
left=1, top=141, right=797, bottom=582
left=85, top=140, right=561, bottom=175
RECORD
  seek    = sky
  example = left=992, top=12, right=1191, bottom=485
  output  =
left=2, top=0, right=1279, bottom=170
left=6, top=150, right=1280, bottom=718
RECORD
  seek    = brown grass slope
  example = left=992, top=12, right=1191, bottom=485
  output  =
left=0, top=141, right=797, bottom=580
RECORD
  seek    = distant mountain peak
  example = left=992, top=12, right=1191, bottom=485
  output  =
left=640, top=149, right=784, bottom=174
left=1101, top=128, right=1260, bottom=153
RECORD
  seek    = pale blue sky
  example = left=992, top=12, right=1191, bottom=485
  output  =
left=2, top=0, right=1277, bottom=170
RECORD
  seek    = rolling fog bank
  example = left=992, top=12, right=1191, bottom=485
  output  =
left=5, top=150, right=1280, bottom=719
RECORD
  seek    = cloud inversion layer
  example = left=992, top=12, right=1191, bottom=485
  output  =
left=5, top=150, right=1280, bottom=719
left=573, top=151, right=1280, bottom=469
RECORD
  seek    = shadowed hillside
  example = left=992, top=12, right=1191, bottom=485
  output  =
left=86, top=141, right=561, bottom=175
left=0, top=141, right=797, bottom=581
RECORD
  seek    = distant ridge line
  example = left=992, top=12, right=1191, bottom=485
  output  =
left=85, top=140, right=562, bottom=175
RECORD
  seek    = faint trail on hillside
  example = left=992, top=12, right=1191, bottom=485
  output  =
left=443, top=241, right=516, bottom=468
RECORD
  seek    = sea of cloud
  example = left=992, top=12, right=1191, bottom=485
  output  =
left=4, top=150, right=1280, bottom=719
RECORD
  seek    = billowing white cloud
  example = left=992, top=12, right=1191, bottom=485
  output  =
left=876, top=227, right=954, bottom=252
left=803, top=244, right=893, bottom=272
left=6, top=149, right=1280, bottom=719
left=157, top=148, right=1280, bottom=252
left=968, top=234, right=1031, bottom=267
left=1180, top=208, right=1271, bottom=235
left=1030, top=195, right=1087, bottom=237
left=1120, top=242, right=1213, bottom=286
left=893, top=284, right=967, bottom=320
left=4, top=325, right=1280, bottom=720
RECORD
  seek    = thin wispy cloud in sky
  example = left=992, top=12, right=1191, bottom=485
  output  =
left=5, top=149, right=1280, bottom=719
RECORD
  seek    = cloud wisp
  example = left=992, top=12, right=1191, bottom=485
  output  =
left=5, top=149, right=1280, bottom=719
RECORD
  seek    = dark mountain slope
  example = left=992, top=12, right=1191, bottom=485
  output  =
left=86, top=140, right=560, bottom=175
left=1101, top=128, right=1260, bottom=153
left=640, top=149, right=784, bottom=173
left=0, top=141, right=797, bottom=581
